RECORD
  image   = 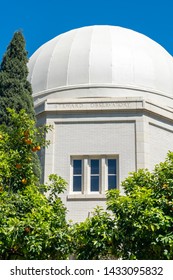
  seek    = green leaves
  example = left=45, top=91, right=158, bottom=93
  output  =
left=0, top=31, right=35, bottom=124
left=1, top=107, right=173, bottom=259
left=0, top=181, right=71, bottom=260
left=1, top=31, right=29, bottom=79
left=0, top=110, right=71, bottom=259
left=0, top=31, right=42, bottom=177
left=106, top=152, right=173, bottom=260
left=72, top=207, right=116, bottom=260
left=0, top=109, right=50, bottom=191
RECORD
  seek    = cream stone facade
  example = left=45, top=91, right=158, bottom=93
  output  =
left=28, top=26, right=173, bottom=222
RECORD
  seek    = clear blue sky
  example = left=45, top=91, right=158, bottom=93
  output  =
left=0, top=0, right=173, bottom=60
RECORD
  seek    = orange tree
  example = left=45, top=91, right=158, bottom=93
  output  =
left=71, top=153, right=173, bottom=260
left=107, top=153, right=173, bottom=260
left=0, top=109, right=46, bottom=191
left=0, top=109, right=71, bottom=259
left=71, top=206, right=116, bottom=260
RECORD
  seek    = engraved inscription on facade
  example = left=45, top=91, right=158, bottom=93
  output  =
left=47, top=101, right=136, bottom=111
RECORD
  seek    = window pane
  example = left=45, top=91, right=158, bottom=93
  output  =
left=73, top=160, right=82, bottom=174
left=108, top=175, right=116, bottom=190
left=91, top=176, right=99, bottom=192
left=91, top=159, right=99, bottom=174
left=108, top=159, right=116, bottom=174
left=73, top=176, right=82, bottom=191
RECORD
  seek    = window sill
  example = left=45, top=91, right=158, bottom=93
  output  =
left=67, top=193, right=106, bottom=201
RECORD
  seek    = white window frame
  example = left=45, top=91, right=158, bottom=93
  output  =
left=106, top=157, right=118, bottom=190
left=69, top=155, right=118, bottom=198
left=72, top=158, right=83, bottom=193
left=89, top=157, right=101, bottom=193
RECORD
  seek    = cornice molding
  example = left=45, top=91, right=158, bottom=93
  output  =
left=35, top=97, right=173, bottom=122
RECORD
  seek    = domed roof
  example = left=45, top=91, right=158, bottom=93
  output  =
left=28, top=25, right=173, bottom=101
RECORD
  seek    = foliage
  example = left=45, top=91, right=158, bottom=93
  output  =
left=0, top=31, right=35, bottom=124
left=0, top=109, right=71, bottom=259
left=0, top=109, right=50, bottom=191
left=0, top=31, right=41, bottom=179
left=107, top=153, right=173, bottom=260
left=72, top=207, right=116, bottom=260
left=72, top=152, right=173, bottom=260
left=0, top=178, right=71, bottom=260
left=1, top=109, right=173, bottom=260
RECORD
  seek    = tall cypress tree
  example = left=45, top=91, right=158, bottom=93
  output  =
left=0, top=31, right=35, bottom=123
left=0, top=31, right=41, bottom=179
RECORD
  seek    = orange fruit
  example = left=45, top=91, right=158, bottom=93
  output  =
left=24, top=139, right=32, bottom=145
left=32, top=146, right=41, bottom=152
left=16, top=164, right=22, bottom=169
left=32, top=147, right=37, bottom=152
left=21, top=178, right=27, bottom=184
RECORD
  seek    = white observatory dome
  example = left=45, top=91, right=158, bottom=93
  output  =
left=28, top=25, right=173, bottom=103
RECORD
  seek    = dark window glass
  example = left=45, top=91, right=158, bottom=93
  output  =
left=90, top=159, right=100, bottom=191
left=73, top=160, right=82, bottom=174
left=91, top=176, right=99, bottom=192
left=91, top=159, right=99, bottom=174
left=73, top=176, right=82, bottom=192
left=108, top=159, right=117, bottom=190
left=108, top=175, right=116, bottom=190
left=108, top=159, right=116, bottom=174
left=73, top=160, right=82, bottom=191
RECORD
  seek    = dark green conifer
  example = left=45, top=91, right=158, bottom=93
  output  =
left=0, top=31, right=41, bottom=179
left=0, top=31, right=35, bottom=123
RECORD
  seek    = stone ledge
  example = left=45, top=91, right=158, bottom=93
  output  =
left=67, top=193, right=106, bottom=201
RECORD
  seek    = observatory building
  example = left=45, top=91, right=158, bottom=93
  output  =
left=28, top=25, right=173, bottom=221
